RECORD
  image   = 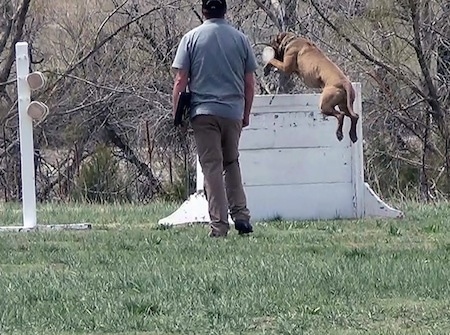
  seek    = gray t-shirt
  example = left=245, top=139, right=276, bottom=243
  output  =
left=172, top=18, right=258, bottom=120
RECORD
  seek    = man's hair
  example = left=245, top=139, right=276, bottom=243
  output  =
left=202, top=0, right=226, bottom=18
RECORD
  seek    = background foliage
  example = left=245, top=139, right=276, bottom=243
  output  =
left=1, top=0, right=449, bottom=203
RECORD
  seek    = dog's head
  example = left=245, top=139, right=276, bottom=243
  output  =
left=263, top=32, right=297, bottom=77
left=269, top=32, right=297, bottom=59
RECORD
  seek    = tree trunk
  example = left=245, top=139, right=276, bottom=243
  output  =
left=105, top=122, right=163, bottom=196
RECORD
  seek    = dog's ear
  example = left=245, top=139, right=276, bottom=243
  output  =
left=276, top=32, right=288, bottom=44
left=269, top=34, right=278, bottom=47
left=270, top=32, right=288, bottom=60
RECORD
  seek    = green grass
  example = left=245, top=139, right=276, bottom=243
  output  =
left=0, top=201, right=450, bottom=334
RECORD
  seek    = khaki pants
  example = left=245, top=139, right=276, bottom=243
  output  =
left=191, top=114, right=250, bottom=233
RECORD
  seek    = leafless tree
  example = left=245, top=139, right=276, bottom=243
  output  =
left=1, top=0, right=449, bottom=203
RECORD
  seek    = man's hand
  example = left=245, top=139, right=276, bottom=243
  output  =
left=242, top=115, right=250, bottom=128
left=172, top=69, right=189, bottom=118
left=243, top=72, right=255, bottom=129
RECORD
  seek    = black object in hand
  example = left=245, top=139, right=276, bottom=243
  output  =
left=174, top=91, right=191, bottom=127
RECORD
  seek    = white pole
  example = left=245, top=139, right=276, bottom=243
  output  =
left=0, top=42, right=91, bottom=232
left=351, top=82, right=365, bottom=218
left=196, top=155, right=204, bottom=192
left=15, top=42, right=37, bottom=229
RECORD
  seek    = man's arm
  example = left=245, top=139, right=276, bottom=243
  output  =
left=242, top=36, right=258, bottom=127
left=171, top=35, right=190, bottom=117
left=172, top=69, right=189, bottom=117
left=243, top=72, right=255, bottom=127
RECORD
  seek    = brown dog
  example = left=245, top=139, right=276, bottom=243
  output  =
left=263, top=32, right=359, bottom=143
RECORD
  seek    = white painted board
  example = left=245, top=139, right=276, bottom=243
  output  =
left=244, top=183, right=356, bottom=221
left=240, top=114, right=354, bottom=150
left=239, top=147, right=352, bottom=187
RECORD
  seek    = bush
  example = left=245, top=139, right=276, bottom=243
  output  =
left=72, top=144, right=129, bottom=203
left=161, top=160, right=196, bottom=203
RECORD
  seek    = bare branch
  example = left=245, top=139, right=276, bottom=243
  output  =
left=0, top=0, right=32, bottom=93
left=0, top=1, right=13, bottom=56
left=309, top=0, right=430, bottom=105
left=94, top=0, right=130, bottom=46
left=0, top=78, right=16, bottom=87
left=409, top=0, right=443, bottom=118
left=45, top=1, right=179, bottom=99
left=253, top=0, right=282, bottom=31
left=191, top=6, right=204, bottom=24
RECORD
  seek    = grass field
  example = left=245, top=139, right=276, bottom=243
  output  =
left=0, top=200, right=450, bottom=335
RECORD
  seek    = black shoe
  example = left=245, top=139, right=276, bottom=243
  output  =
left=209, top=231, right=227, bottom=238
left=234, top=220, right=253, bottom=235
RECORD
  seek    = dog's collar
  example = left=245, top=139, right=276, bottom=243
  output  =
left=278, top=34, right=297, bottom=53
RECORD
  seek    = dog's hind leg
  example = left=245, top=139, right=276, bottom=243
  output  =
left=320, top=88, right=345, bottom=141
left=322, top=108, right=344, bottom=141
left=340, top=82, right=359, bottom=143
left=338, top=102, right=359, bottom=143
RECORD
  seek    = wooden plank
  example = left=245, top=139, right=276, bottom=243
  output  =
left=246, top=110, right=329, bottom=129
left=252, top=105, right=321, bottom=114
left=244, top=183, right=356, bottom=221
left=252, top=83, right=360, bottom=111
left=239, top=147, right=353, bottom=186
left=240, top=111, right=354, bottom=150
left=252, top=93, right=321, bottom=109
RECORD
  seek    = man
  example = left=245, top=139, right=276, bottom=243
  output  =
left=171, top=0, right=258, bottom=237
